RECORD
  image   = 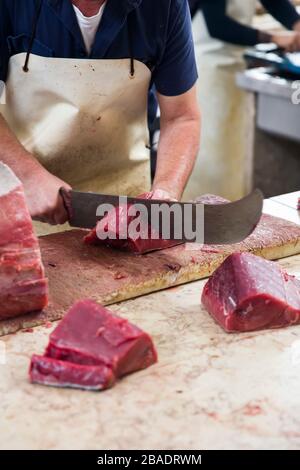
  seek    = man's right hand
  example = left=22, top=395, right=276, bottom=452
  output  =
left=21, top=163, right=72, bottom=225
left=0, top=114, right=71, bottom=224
left=271, top=31, right=300, bottom=52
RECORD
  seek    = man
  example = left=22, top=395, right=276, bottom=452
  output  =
left=183, top=0, right=300, bottom=201
left=0, top=0, right=200, bottom=226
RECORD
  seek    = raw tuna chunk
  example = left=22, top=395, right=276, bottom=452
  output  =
left=30, top=355, right=115, bottom=391
left=45, top=300, right=157, bottom=377
left=30, top=300, right=157, bottom=390
left=201, top=252, right=300, bottom=333
left=84, top=192, right=180, bottom=254
left=0, top=163, right=48, bottom=320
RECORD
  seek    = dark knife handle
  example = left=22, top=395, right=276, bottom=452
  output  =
left=59, top=187, right=73, bottom=221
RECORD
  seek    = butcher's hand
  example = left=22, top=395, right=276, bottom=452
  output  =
left=22, top=164, right=72, bottom=225
left=272, top=31, right=300, bottom=52
left=150, top=188, right=178, bottom=202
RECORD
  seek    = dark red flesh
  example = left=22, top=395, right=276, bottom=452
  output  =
left=29, top=300, right=157, bottom=390
left=0, top=172, right=48, bottom=320
left=84, top=192, right=180, bottom=254
left=30, top=355, right=115, bottom=391
left=202, top=252, right=300, bottom=333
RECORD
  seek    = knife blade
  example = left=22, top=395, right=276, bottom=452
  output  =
left=60, top=188, right=264, bottom=245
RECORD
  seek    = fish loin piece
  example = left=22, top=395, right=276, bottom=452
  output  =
left=45, top=300, right=158, bottom=377
left=84, top=192, right=180, bottom=254
left=201, top=252, right=300, bottom=332
left=29, top=355, right=115, bottom=390
left=0, top=163, right=48, bottom=319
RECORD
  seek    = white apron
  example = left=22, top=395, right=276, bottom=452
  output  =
left=1, top=53, right=151, bottom=197
left=183, top=0, right=256, bottom=201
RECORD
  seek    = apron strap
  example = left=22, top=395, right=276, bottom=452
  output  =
left=23, top=1, right=136, bottom=77
left=23, top=0, right=43, bottom=72
left=127, top=13, right=135, bottom=77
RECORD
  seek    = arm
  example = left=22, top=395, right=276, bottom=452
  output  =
left=201, top=0, right=300, bottom=50
left=152, top=0, right=200, bottom=200
left=0, top=113, right=71, bottom=224
left=201, top=0, right=264, bottom=46
left=0, top=2, right=70, bottom=224
left=261, top=0, right=300, bottom=30
left=262, top=0, right=300, bottom=50
left=153, top=86, right=200, bottom=201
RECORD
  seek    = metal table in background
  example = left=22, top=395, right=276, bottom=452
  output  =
left=237, top=68, right=300, bottom=198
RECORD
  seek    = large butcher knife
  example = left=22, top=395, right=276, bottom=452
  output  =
left=60, top=189, right=264, bottom=245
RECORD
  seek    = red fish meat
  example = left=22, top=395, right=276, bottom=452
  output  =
left=84, top=192, right=180, bottom=254
left=0, top=163, right=48, bottom=320
left=30, top=300, right=157, bottom=390
left=30, top=355, right=115, bottom=391
left=202, top=252, right=300, bottom=333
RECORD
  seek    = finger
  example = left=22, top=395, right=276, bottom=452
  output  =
left=151, top=189, right=178, bottom=202
left=43, top=213, right=57, bottom=225
left=31, top=208, right=53, bottom=224
left=58, top=188, right=72, bottom=221
left=53, top=205, right=69, bottom=225
left=43, top=196, right=68, bottom=226
left=40, top=207, right=58, bottom=225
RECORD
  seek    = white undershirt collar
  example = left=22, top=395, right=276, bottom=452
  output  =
left=73, top=3, right=106, bottom=55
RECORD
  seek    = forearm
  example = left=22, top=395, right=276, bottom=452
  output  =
left=0, top=113, right=42, bottom=180
left=261, top=0, right=300, bottom=30
left=153, top=116, right=200, bottom=201
left=202, top=0, right=260, bottom=46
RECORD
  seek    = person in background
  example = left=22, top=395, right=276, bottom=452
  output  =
left=189, top=0, right=300, bottom=50
left=184, top=0, right=300, bottom=201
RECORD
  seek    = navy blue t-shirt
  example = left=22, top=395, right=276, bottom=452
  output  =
left=0, top=0, right=198, bottom=126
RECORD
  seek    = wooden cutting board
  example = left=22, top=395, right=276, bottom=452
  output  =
left=1, top=212, right=300, bottom=336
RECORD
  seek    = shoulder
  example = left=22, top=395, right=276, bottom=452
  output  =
left=137, top=0, right=187, bottom=16
left=135, top=0, right=189, bottom=34
left=0, top=0, right=35, bottom=16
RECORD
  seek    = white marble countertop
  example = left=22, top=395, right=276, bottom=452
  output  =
left=1, top=193, right=300, bottom=450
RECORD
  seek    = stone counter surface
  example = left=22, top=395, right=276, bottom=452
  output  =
left=1, top=196, right=300, bottom=450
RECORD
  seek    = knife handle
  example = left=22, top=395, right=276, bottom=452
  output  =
left=59, top=187, right=73, bottom=221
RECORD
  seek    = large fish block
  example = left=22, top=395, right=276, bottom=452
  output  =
left=0, top=163, right=48, bottom=319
